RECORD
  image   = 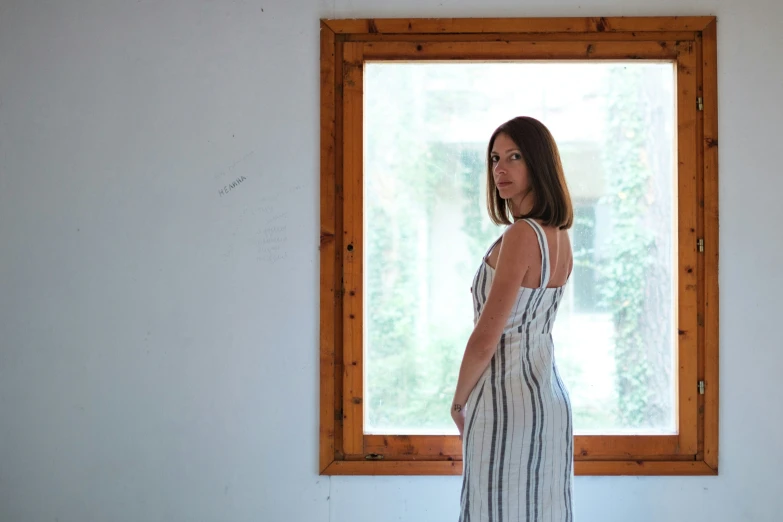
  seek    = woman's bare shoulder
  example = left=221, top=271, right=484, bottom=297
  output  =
left=502, top=219, right=540, bottom=253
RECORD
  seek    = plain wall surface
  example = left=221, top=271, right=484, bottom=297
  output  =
left=1, top=0, right=781, bottom=521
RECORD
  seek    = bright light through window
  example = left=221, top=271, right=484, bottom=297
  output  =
left=363, top=62, right=677, bottom=436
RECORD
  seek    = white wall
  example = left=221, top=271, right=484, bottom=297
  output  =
left=0, top=0, right=781, bottom=521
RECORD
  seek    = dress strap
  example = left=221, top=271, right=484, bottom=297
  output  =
left=523, top=218, right=551, bottom=288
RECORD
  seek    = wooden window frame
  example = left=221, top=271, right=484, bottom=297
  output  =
left=319, top=16, right=719, bottom=476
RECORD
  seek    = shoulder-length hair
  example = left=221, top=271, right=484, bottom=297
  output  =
left=486, top=116, right=573, bottom=230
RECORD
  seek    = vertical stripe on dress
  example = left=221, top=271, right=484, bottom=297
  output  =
left=461, top=383, right=485, bottom=522
left=497, top=333, right=509, bottom=522
left=516, top=289, right=537, bottom=520
left=525, top=219, right=551, bottom=520
left=553, top=369, right=572, bottom=522
left=522, top=291, right=547, bottom=519
left=488, top=352, right=499, bottom=522
left=526, top=291, right=548, bottom=520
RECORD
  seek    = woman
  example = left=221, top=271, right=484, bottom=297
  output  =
left=452, top=116, right=574, bottom=522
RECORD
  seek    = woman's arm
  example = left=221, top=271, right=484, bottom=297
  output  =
left=451, top=221, right=536, bottom=433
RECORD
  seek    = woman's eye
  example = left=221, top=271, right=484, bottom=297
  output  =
left=511, top=153, right=521, bottom=160
left=490, top=156, right=499, bottom=163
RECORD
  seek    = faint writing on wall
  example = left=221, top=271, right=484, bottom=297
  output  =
left=258, top=224, right=288, bottom=264
left=214, top=151, right=254, bottom=181
left=219, top=176, right=247, bottom=197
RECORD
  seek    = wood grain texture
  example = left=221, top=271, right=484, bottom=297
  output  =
left=323, top=460, right=463, bottom=475
left=341, top=42, right=365, bottom=456
left=323, top=17, right=715, bottom=35
left=319, top=21, right=337, bottom=473
left=332, top=38, right=346, bottom=465
left=576, top=459, right=717, bottom=476
left=694, top=30, right=706, bottom=461
left=574, top=435, right=682, bottom=459
left=701, top=19, right=720, bottom=473
left=364, top=435, right=461, bottom=457
left=675, top=40, right=700, bottom=456
left=321, top=459, right=718, bottom=476
left=345, top=31, right=697, bottom=42
left=361, top=40, right=679, bottom=60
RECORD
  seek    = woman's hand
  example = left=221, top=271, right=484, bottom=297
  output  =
left=451, top=404, right=466, bottom=439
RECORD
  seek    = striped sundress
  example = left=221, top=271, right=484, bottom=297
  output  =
left=460, top=218, right=573, bottom=522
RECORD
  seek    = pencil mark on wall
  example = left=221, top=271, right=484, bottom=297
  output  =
left=214, top=151, right=254, bottom=180
left=258, top=224, right=288, bottom=264
left=219, top=175, right=247, bottom=197
left=266, top=212, right=287, bottom=224
left=238, top=195, right=278, bottom=219
left=214, top=150, right=255, bottom=196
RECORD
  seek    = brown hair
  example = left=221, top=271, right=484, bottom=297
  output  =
left=486, top=116, right=573, bottom=230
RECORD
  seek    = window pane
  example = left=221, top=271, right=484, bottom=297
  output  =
left=364, top=62, right=677, bottom=436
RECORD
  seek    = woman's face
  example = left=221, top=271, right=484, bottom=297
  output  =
left=490, top=133, right=531, bottom=209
